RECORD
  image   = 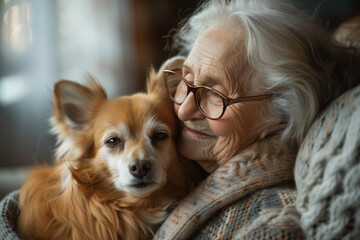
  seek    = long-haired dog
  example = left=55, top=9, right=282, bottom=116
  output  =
left=17, top=57, right=204, bottom=240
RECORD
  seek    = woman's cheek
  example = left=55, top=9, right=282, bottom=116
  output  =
left=208, top=106, right=245, bottom=136
left=208, top=117, right=235, bottom=136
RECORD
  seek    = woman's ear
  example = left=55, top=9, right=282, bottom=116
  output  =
left=53, top=79, right=107, bottom=131
left=147, top=56, right=185, bottom=94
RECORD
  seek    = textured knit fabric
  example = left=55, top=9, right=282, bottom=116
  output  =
left=0, top=190, right=22, bottom=240
left=295, top=84, right=360, bottom=240
left=154, top=144, right=304, bottom=240
left=192, top=184, right=303, bottom=240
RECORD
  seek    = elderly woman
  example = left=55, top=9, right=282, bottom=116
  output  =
left=155, top=0, right=360, bottom=239
left=0, top=0, right=359, bottom=239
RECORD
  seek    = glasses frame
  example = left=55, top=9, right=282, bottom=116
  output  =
left=164, top=69, right=272, bottom=120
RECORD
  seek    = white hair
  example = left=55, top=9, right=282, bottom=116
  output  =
left=173, top=0, right=360, bottom=145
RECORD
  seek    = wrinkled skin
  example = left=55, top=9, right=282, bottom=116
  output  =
left=175, top=26, right=268, bottom=172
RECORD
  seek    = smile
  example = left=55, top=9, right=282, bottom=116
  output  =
left=183, top=126, right=217, bottom=138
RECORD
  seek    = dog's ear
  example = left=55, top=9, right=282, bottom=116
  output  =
left=53, top=79, right=107, bottom=130
left=147, top=56, right=185, bottom=94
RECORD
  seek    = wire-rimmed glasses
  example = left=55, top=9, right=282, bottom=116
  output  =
left=163, top=69, right=272, bottom=120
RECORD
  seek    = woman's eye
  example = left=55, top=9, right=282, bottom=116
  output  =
left=106, top=137, right=123, bottom=148
left=151, top=131, right=169, bottom=144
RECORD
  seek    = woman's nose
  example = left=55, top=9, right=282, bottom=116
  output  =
left=176, top=92, right=205, bottom=121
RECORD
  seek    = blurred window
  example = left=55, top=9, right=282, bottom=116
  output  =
left=0, top=0, right=134, bottom=167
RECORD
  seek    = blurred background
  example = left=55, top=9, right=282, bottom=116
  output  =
left=0, top=0, right=359, bottom=199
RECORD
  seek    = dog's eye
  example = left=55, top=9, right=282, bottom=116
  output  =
left=151, top=131, right=169, bottom=144
left=106, top=137, right=123, bottom=148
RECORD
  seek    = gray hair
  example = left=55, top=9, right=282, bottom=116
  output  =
left=173, top=0, right=360, bottom=145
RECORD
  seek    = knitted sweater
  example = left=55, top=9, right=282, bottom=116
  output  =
left=154, top=141, right=304, bottom=240
left=0, top=190, right=21, bottom=240
left=190, top=184, right=302, bottom=239
left=295, top=84, right=360, bottom=239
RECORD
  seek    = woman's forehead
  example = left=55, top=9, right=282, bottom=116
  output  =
left=192, top=27, right=240, bottom=62
left=184, top=26, right=245, bottom=86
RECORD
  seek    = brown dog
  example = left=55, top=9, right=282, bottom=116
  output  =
left=17, top=57, right=204, bottom=240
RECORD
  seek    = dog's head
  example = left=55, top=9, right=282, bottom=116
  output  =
left=52, top=57, right=185, bottom=198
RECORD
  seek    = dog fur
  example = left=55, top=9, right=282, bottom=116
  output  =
left=17, top=57, right=203, bottom=240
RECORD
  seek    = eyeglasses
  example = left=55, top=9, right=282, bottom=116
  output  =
left=163, top=69, right=272, bottom=120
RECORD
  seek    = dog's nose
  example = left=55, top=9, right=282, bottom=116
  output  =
left=129, top=160, right=152, bottom=178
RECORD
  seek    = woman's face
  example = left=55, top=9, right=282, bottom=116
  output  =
left=175, top=26, right=267, bottom=172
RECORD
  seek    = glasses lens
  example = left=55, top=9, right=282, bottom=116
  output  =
left=166, top=72, right=188, bottom=104
left=197, top=88, right=224, bottom=119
